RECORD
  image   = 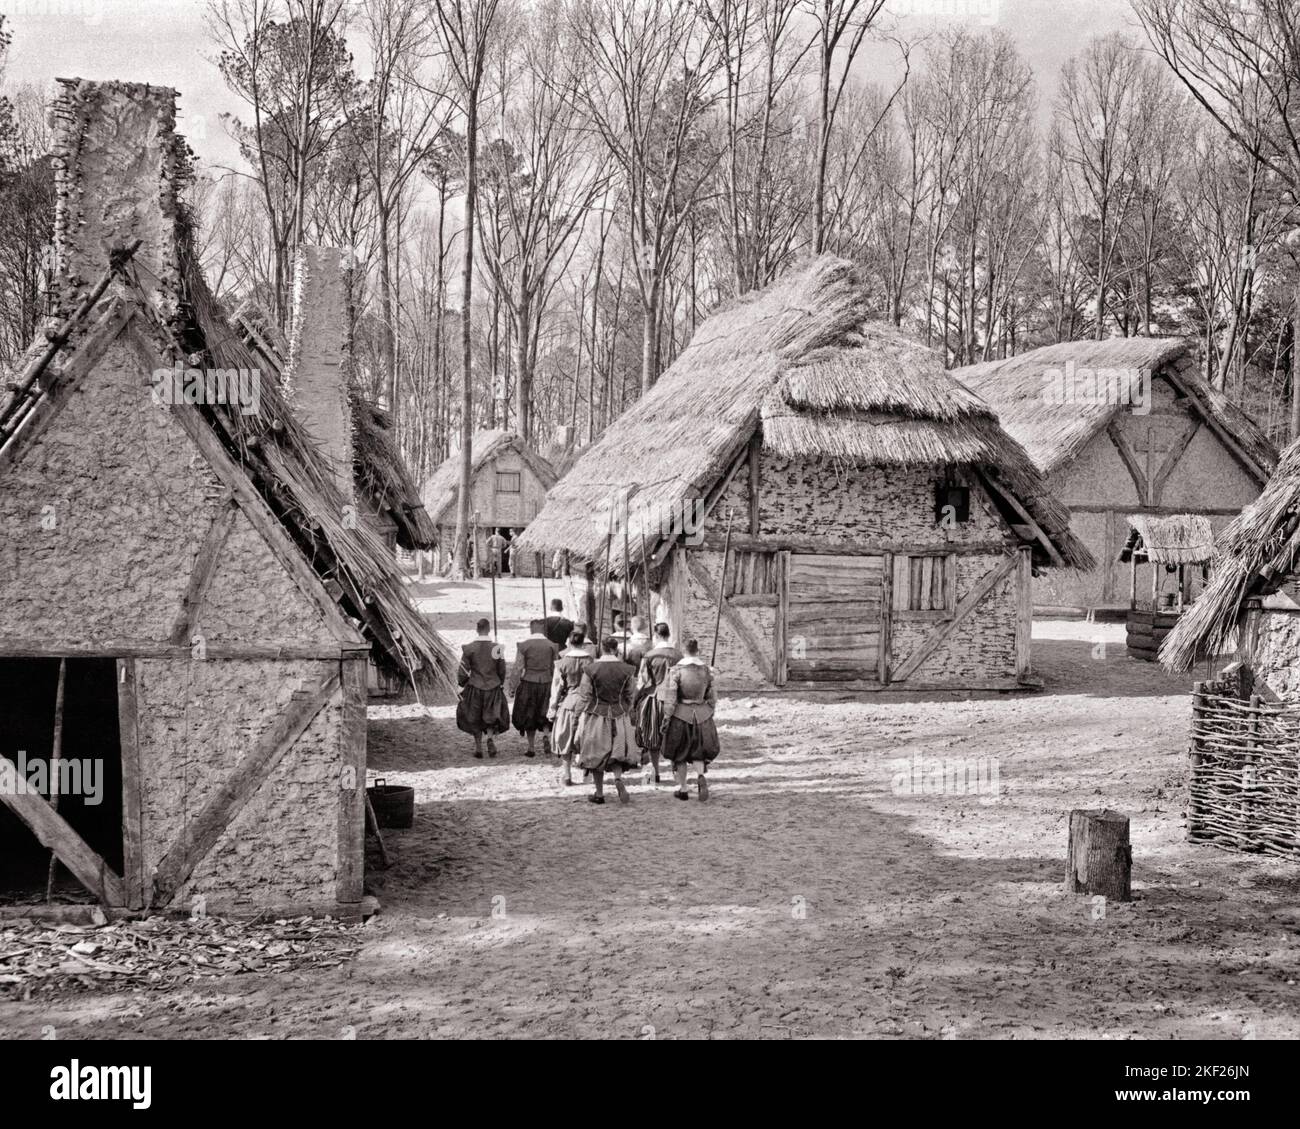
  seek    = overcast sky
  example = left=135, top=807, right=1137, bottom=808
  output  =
left=2, top=0, right=1138, bottom=176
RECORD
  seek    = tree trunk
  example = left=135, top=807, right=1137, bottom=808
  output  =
left=1291, top=283, right=1300, bottom=442
left=452, top=96, right=480, bottom=578
left=640, top=286, right=658, bottom=394
left=379, top=204, right=397, bottom=426
left=513, top=291, right=532, bottom=444
left=1066, top=809, right=1131, bottom=902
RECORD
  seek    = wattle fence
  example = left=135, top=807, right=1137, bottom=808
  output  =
left=1189, top=679, right=1300, bottom=857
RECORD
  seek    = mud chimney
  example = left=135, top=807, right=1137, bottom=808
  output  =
left=284, top=246, right=354, bottom=504
left=50, top=78, right=186, bottom=321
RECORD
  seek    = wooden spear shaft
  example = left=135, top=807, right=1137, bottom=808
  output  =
left=45, top=657, right=67, bottom=903
left=711, top=508, right=735, bottom=667
left=539, top=552, right=547, bottom=618
left=623, top=503, right=631, bottom=655
left=597, top=505, right=614, bottom=643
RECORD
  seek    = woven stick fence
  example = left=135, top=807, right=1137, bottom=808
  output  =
left=1189, top=680, right=1300, bottom=857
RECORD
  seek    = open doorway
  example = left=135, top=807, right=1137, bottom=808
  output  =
left=0, top=658, right=123, bottom=904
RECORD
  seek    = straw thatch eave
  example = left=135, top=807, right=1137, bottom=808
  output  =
left=1121, top=513, right=1214, bottom=566
left=515, top=255, right=1092, bottom=575
left=956, top=338, right=1277, bottom=482
left=1162, top=437, right=1300, bottom=671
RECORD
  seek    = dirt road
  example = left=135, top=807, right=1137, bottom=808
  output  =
left=3, top=577, right=1297, bottom=1039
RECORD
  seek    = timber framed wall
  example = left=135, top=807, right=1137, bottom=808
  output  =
left=0, top=331, right=368, bottom=917
left=1035, top=371, right=1262, bottom=612
left=659, top=446, right=1034, bottom=691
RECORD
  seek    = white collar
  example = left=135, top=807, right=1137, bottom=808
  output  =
left=677, top=655, right=706, bottom=666
left=561, top=646, right=589, bottom=657
left=595, top=654, right=621, bottom=663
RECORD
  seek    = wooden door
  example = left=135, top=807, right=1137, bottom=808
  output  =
left=785, top=554, right=885, bottom=681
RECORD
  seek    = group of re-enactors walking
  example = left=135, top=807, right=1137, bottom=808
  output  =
left=456, top=598, right=719, bottom=805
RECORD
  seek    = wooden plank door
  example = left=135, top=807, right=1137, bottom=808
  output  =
left=785, top=554, right=885, bottom=681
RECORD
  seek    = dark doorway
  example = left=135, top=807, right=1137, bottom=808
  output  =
left=0, top=658, right=123, bottom=903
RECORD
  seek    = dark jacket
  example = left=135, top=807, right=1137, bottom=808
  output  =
left=665, top=659, right=716, bottom=723
left=510, top=635, right=558, bottom=692
left=638, top=644, right=683, bottom=693
left=459, top=638, right=505, bottom=691
left=544, top=614, right=575, bottom=649
left=578, top=657, right=636, bottom=717
left=549, top=647, right=594, bottom=715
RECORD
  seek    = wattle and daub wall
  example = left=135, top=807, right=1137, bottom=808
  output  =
left=0, top=324, right=363, bottom=916
left=659, top=445, right=1029, bottom=690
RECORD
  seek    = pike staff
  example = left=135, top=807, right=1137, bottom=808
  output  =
left=711, top=507, right=735, bottom=667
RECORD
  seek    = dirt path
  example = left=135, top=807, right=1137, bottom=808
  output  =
left=3, top=578, right=1298, bottom=1039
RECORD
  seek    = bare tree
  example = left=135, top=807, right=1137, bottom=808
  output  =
left=432, top=0, right=502, bottom=576
left=568, top=0, right=729, bottom=392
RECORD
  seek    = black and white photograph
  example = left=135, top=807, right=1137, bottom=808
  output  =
left=0, top=0, right=1296, bottom=1093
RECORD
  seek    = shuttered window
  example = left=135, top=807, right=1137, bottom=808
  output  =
left=495, top=471, right=521, bottom=494
left=724, top=550, right=778, bottom=598
left=892, top=553, right=956, bottom=619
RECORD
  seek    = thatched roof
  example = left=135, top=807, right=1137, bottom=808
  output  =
left=515, top=256, right=1092, bottom=574
left=230, top=300, right=436, bottom=551
left=955, top=339, right=1276, bottom=482
left=0, top=232, right=455, bottom=695
left=1121, top=514, right=1214, bottom=565
left=1162, top=438, right=1300, bottom=670
left=420, top=429, right=557, bottom=527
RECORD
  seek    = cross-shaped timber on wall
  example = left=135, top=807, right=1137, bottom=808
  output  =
left=1107, top=417, right=1201, bottom=507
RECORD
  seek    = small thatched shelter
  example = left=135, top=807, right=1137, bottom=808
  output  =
left=957, top=340, right=1275, bottom=614
left=1163, top=438, right=1300, bottom=692
left=1119, top=514, right=1215, bottom=661
left=516, top=256, right=1091, bottom=691
left=0, top=80, right=454, bottom=919
left=420, top=430, right=557, bottom=577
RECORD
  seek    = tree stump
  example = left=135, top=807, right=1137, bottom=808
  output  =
left=1066, top=809, right=1131, bottom=902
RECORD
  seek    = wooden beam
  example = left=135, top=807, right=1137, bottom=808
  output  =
left=698, top=533, right=1011, bottom=557
left=336, top=657, right=367, bottom=907
left=1015, top=547, right=1033, bottom=681
left=977, top=472, right=1064, bottom=568
left=0, top=640, right=367, bottom=660
left=0, top=768, right=126, bottom=907
left=747, top=432, right=761, bottom=536
left=1161, top=365, right=1268, bottom=484
left=878, top=552, right=893, bottom=685
left=169, top=498, right=239, bottom=645
left=1066, top=502, right=1243, bottom=516
left=1151, top=418, right=1201, bottom=506
left=117, top=658, right=145, bottom=910
left=775, top=550, right=789, bottom=686
left=685, top=551, right=775, bottom=683
left=891, top=554, right=1018, bottom=683
left=151, top=671, right=341, bottom=907
left=1106, top=419, right=1150, bottom=504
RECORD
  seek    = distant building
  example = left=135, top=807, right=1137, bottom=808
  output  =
left=957, top=339, right=1276, bottom=614
left=420, top=430, right=557, bottom=576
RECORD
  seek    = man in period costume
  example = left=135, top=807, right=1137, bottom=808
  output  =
left=661, top=638, right=720, bottom=801
left=575, top=636, right=639, bottom=805
left=547, top=628, right=594, bottom=786
left=543, top=598, right=575, bottom=650
left=485, top=529, right=508, bottom=577
left=622, top=615, right=651, bottom=670
left=456, top=618, right=511, bottom=759
left=509, top=618, right=558, bottom=757
left=634, top=622, right=683, bottom=784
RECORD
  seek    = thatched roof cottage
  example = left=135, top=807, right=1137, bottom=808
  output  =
left=516, top=257, right=1091, bottom=691
left=957, top=340, right=1276, bottom=614
left=420, top=430, right=557, bottom=577
left=0, top=80, right=454, bottom=918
